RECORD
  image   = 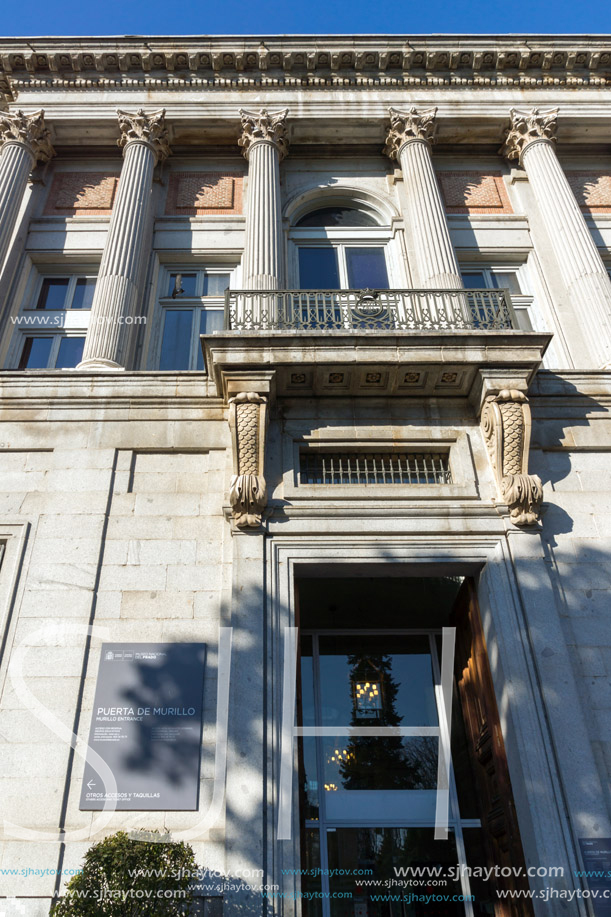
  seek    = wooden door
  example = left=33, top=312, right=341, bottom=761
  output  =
left=451, top=579, right=534, bottom=917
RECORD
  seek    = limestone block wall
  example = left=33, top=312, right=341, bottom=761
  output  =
left=0, top=375, right=231, bottom=899
left=529, top=371, right=611, bottom=825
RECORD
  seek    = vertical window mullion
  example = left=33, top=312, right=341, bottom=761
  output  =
left=48, top=335, right=62, bottom=369
left=66, top=275, right=77, bottom=310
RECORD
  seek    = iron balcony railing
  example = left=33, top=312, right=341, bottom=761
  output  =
left=224, top=288, right=517, bottom=332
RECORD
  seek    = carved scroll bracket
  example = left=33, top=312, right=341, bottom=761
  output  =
left=228, top=391, right=269, bottom=528
left=481, top=389, right=543, bottom=526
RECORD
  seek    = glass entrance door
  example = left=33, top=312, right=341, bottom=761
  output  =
left=299, top=630, right=486, bottom=917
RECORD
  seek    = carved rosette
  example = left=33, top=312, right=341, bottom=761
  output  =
left=500, top=107, right=558, bottom=164
left=482, top=390, right=543, bottom=526
left=382, top=106, right=438, bottom=160
left=228, top=392, right=268, bottom=528
left=0, top=109, right=55, bottom=162
left=238, top=108, right=289, bottom=161
left=117, top=108, right=171, bottom=164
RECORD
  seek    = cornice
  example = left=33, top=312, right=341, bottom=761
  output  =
left=0, top=37, right=610, bottom=102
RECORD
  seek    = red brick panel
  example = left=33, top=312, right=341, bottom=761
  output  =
left=44, top=172, right=119, bottom=215
left=437, top=171, right=513, bottom=214
left=165, top=172, right=244, bottom=215
left=566, top=172, right=611, bottom=213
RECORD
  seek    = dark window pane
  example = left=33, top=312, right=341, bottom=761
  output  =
left=318, top=635, right=438, bottom=792
left=203, top=274, right=230, bottom=296
left=298, top=248, right=340, bottom=289
left=18, top=337, right=53, bottom=369
left=461, top=271, right=487, bottom=289
left=297, top=207, right=378, bottom=227
left=159, top=310, right=193, bottom=370
left=327, top=828, right=462, bottom=917
left=37, top=278, right=69, bottom=309
left=71, top=278, right=96, bottom=309
left=196, top=310, right=224, bottom=370
left=168, top=273, right=197, bottom=297
left=346, top=247, right=389, bottom=289
left=55, top=337, right=85, bottom=368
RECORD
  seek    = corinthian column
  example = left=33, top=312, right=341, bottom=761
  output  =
left=501, top=108, right=611, bottom=369
left=384, top=107, right=463, bottom=289
left=0, top=110, right=54, bottom=273
left=78, top=109, right=171, bottom=371
left=238, top=108, right=288, bottom=291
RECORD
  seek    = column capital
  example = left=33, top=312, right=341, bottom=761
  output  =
left=0, top=109, right=55, bottom=163
left=117, top=108, right=171, bottom=164
left=238, top=108, right=289, bottom=161
left=500, top=107, right=558, bottom=164
left=383, top=106, right=437, bottom=160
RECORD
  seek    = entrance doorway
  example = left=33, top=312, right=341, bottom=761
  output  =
left=296, top=576, right=532, bottom=917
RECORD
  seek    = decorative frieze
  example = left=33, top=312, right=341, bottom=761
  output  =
left=238, top=108, right=289, bottom=161
left=117, top=108, right=171, bottom=164
left=382, top=106, right=437, bottom=159
left=165, top=171, right=243, bottom=215
left=500, top=107, right=558, bottom=165
left=437, top=171, right=513, bottom=214
left=482, top=389, right=543, bottom=526
left=228, top=392, right=268, bottom=528
left=0, top=108, right=54, bottom=162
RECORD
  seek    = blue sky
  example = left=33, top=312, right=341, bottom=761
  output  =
left=2, top=0, right=611, bottom=38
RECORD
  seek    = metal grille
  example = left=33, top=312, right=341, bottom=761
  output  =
left=225, top=288, right=516, bottom=332
left=299, top=451, right=452, bottom=485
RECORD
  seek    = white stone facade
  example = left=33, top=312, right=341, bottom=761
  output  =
left=0, top=35, right=609, bottom=917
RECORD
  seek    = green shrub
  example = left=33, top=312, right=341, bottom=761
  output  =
left=50, top=830, right=197, bottom=916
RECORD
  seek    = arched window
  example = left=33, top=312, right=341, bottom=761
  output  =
left=295, top=206, right=379, bottom=228
left=289, top=199, right=394, bottom=291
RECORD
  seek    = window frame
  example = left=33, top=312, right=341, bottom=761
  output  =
left=26, top=272, right=98, bottom=312
left=6, top=262, right=97, bottom=371
left=155, top=265, right=235, bottom=372
left=459, top=263, right=536, bottom=332
left=16, top=333, right=87, bottom=370
left=289, top=225, right=397, bottom=290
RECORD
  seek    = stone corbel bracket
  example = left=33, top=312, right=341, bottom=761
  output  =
left=481, top=389, right=543, bottom=526
left=228, top=391, right=268, bottom=528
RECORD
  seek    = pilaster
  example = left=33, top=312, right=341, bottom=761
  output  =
left=501, top=107, right=611, bottom=369
left=383, top=107, right=463, bottom=289
left=77, top=109, right=171, bottom=371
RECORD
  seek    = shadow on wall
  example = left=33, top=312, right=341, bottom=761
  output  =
left=529, top=370, right=608, bottom=545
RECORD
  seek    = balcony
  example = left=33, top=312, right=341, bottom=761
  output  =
left=224, top=288, right=516, bottom=332
left=204, top=288, right=552, bottom=402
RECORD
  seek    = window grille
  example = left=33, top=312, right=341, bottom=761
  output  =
left=299, top=451, right=452, bottom=485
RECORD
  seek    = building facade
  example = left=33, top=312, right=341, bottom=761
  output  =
left=0, top=34, right=610, bottom=917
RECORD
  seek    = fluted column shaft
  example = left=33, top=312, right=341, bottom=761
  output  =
left=243, top=140, right=283, bottom=289
left=79, top=141, right=156, bottom=369
left=0, top=143, right=35, bottom=273
left=78, top=108, right=170, bottom=371
left=0, top=110, right=54, bottom=275
left=397, top=138, right=463, bottom=289
left=384, top=108, right=462, bottom=290
left=521, top=139, right=611, bottom=368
